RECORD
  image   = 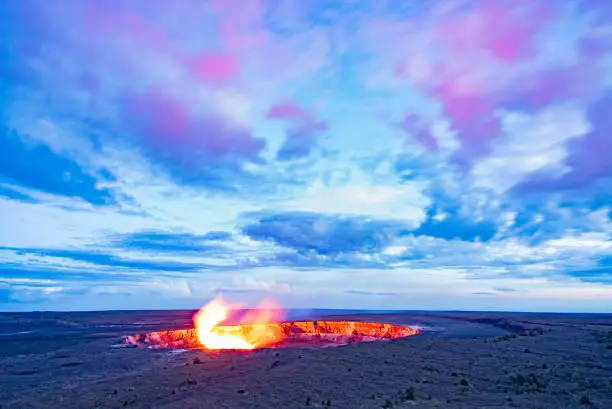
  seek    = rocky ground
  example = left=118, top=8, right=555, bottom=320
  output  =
left=0, top=311, right=611, bottom=408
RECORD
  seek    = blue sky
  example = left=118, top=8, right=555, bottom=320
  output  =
left=1, top=0, right=612, bottom=312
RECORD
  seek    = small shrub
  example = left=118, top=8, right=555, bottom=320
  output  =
left=400, top=388, right=415, bottom=401
left=511, top=373, right=544, bottom=393
left=460, top=378, right=469, bottom=386
left=179, top=379, right=197, bottom=387
left=580, top=395, right=592, bottom=405
left=422, top=365, right=434, bottom=371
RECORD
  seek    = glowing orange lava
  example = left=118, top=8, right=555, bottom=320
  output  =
left=124, top=298, right=420, bottom=350
left=193, top=298, right=285, bottom=350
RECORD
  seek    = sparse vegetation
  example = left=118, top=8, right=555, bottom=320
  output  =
left=492, top=334, right=519, bottom=342
left=580, top=394, right=592, bottom=405
left=377, top=387, right=416, bottom=408
left=422, top=365, right=435, bottom=371
left=510, top=373, right=545, bottom=393
left=400, top=387, right=415, bottom=401
left=178, top=379, right=197, bottom=388
left=526, top=328, right=544, bottom=336
left=595, top=331, right=612, bottom=344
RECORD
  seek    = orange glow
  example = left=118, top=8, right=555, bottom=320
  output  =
left=125, top=320, right=420, bottom=350
left=192, top=298, right=285, bottom=350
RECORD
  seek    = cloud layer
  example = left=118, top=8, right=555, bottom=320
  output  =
left=1, top=0, right=611, bottom=312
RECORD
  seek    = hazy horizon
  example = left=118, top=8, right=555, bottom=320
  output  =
left=4, top=305, right=612, bottom=315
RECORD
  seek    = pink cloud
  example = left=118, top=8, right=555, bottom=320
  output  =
left=188, top=53, right=240, bottom=83
left=428, top=2, right=552, bottom=97
left=209, top=0, right=268, bottom=51
left=266, top=101, right=328, bottom=160
left=388, top=1, right=610, bottom=164
left=83, top=3, right=169, bottom=50
left=267, top=102, right=310, bottom=121
left=33, top=0, right=330, bottom=115
left=18, top=0, right=331, bottom=168
left=123, top=89, right=191, bottom=146
left=122, top=89, right=264, bottom=163
left=81, top=2, right=248, bottom=88
left=433, top=83, right=501, bottom=149
left=206, top=0, right=329, bottom=90
left=479, top=2, right=549, bottom=63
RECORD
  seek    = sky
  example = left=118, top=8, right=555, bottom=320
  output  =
left=1, top=0, right=612, bottom=313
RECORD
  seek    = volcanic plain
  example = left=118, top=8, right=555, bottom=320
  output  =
left=1, top=310, right=611, bottom=409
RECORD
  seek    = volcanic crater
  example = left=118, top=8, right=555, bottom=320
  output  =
left=125, top=320, right=420, bottom=350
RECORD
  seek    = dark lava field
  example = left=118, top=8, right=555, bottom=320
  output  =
left=1, top=310, right=611, bottom=408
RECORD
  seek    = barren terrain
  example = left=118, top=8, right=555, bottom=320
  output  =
left=1, top=310, right=611, bottom=408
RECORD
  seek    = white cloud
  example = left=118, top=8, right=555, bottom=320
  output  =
left=383, top=246, right=407, bottom=256
left=279, top=162, right=431, bottom=225
left=431, top=118, right=461, bottom=154
left=284, top=182, right=429, bottom=223
left=469, top=105, right=591, bottom=193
